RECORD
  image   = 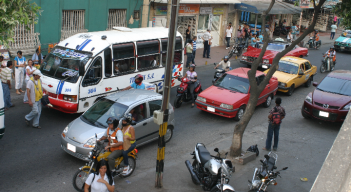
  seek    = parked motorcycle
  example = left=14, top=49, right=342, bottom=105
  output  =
left=248, top=152, right=288, bottom=192
left=304, top=37, right=321, bottom=50
left=174, top=76, right=202, bottom=108
left=72, top=134, right=138, bottom=191
left=213, top=63, right=226, bottom=83
left=273, top=26, right=288, bottom=36
left=320, top=53, right=335, bottom=73
left=227, top=42, right=245, bottom=59
left=185, top=143, right=235, bottom=192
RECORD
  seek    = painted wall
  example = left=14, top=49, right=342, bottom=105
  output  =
left=30, top=0, right=144, bottom=51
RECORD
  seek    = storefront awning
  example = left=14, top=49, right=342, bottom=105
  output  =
left=158, top=0, right=241, bottom=4
left=237, top=1, right=301, bottom=14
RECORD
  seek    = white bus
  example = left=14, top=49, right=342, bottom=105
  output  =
left=40, top=27, right=184, bottom=113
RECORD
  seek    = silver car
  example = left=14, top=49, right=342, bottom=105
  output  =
left=61, top=89, right=175, bottom=161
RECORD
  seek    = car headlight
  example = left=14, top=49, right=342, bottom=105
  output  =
left=343, top=103, right=351, bottom=110
left=305, top=95, right=312, bottom=103
left=263, top=59, right=270, bottom=64
left=220, top=103, right=233, bottom=110
left=197, top=96, right=206, bottom=103
left=83, top=138, right=96, bottom=148
left=63, top=126, right=69, bottom=133
left=279, top=82, right=286, bottom=87
left=242, top=56, right=247, bottom=60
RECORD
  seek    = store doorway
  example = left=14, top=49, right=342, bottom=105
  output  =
left=210, top=15, right=221, bottom=47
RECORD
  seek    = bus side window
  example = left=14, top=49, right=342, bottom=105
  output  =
left=161, top=37, right=183, bottom=67
left=83, top=57, right=102, bottom=87
left=137, top=40, right=160, bottom=71
left=104, top=48, right=112, bottom=77
left=113, top=43, right=135, bottom=75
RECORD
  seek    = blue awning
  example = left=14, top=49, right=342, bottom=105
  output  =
left=234, top=3, right=259, bottom=14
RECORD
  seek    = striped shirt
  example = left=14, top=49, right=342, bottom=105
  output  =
left=192, top=40, right=196, bottom=51
left=0, top=67, right=12, bottom=83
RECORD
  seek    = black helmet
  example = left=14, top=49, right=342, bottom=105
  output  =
left=315, top=30, right=318, bottom=33
left=224, top=56, right=229, bottom=63
left=106, top=117, right=119, bottom=128
left=190, top=64, right=196, bottom=70
left=122, top=113, right=133, bottom=125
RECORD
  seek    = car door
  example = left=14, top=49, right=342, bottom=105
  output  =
left=145, top=99, right=162, bottom=141
left=304, top=61, right=313, bottom=81
left=126, top=103, right=150, bottom=145
left=256, top=75, right=269, bottom=105
left=296, top=63, right=306, bottom=87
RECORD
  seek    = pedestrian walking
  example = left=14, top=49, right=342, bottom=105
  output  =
left=287, top=30, right=293, bottom=43
left=330, top=21, right=337, bottom=40
left=25, top=70, right=46, bottom=129
left=225, top=26, right=232, bottom=49
left=202, top=29, right=213, bottom=59
left=192, top=36, right=197, bottom=64
left=236, top=25, right=243, bottom=44
left=1, top=61, right=14, bottom=110
left=263, top=97, right=286, bottom=151
left=185, top=39, right=193, bottom=68
left=14, top=50, right=26, bottom=95
left=185, top=25, right=191, bottom=46
left=84, top=159, right=115, bottom=192
left=228, top=22, right=233, bottom=31
left=32, top=48, right=43, bottom=66
left=333, top=15, right=337, bottom=24
left=291, top=22, right=299, bottom=41
left=23, top=59, right=36, bottom=104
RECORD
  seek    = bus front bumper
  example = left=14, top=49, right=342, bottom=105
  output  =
left=49, top=97, right=78, bottom=113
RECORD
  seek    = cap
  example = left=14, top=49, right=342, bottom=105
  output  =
left=33, top=70, right=43, bottom=76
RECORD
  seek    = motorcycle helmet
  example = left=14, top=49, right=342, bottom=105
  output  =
left=224, top=56, right=229, bottom=63
left=134, top=74, right=144, bottom=85
left=330, top=46, right=335, bottom=51
left=122, top=113, right=133, bottom=126
left=315, top=30, right=319, bottom=33
left=106, top=117, right=119, bottom=129
left=189, top=64, right=196, bottom=71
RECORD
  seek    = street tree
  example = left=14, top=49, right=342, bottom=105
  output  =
left=333, top=0, right=351, bottom=29
left=229, top=0, right=327, bottom=157
left=0, top=0, right=41, bottom=46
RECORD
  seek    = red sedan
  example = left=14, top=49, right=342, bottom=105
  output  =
left=301, top=70, right=351, bottom=122
left=240, top=40, right=309, bottom=69
left=195, top=68, right=279, bottom=120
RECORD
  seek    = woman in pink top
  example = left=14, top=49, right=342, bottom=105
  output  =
left=236, top=25, right=243, bottom=44
left=184, top=64, right=197, bottom=107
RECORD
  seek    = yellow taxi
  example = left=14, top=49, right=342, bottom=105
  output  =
left=264, top=56, right=317, bottom=96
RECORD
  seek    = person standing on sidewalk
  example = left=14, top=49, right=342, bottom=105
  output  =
left=236, top=25, right=243, bottom=44
left=263, top=97, right=285, bottom=151
left=185, top=39, right=193, bottom=68
left=225, top=25, right=232, bottom=49
left=23, top=59, right=36, bottom=104
left=32, top=48, right=43, bottom=66
left=1, top=61, right=15, bottom=110
left=291, top=22, right=299, bottom=41
left=25, top=70, right=46, bottom=129
left=330, top=22, right=337, bottom=40
left=191, top=36, right=197, bottom=65
left=185, top=25, right=191, bottom=46
left=243, top=23, right=251, bottom=48
left=202, top=29, right=212, bottom=59
left=14, top=51, right=26, bottom=95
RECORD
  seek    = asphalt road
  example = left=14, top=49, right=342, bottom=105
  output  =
left=0, top=43, right=350, bottom=192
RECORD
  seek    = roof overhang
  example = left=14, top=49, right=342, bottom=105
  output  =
left=157, top=0, right=241, bottom=4
left=237, top=1, right=301, bottom=14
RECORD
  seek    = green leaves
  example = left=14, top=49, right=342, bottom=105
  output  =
left=0, top=0, right=41, bottom=46
left=333, top=0, right=351, bottom=29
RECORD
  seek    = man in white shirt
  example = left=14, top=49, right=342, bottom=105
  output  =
left=330, top=21, right=337, bottom=40
left=215, top=56, right=231, bottom=71
left=225, top=25, right=232, bottom=49
left=202, top=29, right=213, bottom=59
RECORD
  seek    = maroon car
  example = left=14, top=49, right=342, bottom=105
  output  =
left=301, top=70, right=351, bottom=122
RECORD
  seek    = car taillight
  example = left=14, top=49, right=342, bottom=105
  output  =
left=62, top=95, right=77, bottom=102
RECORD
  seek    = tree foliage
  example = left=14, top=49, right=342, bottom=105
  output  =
left=333, top=0, right=351, bottom=29
left=0, top=0, right=41, bottom=46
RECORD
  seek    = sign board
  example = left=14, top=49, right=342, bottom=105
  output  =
left=213, top=8, right=224, bottom=15
left=200, top=7, right=212, bottom=14
left=300, top=0, right=319, bottom=8
left=179, top=4, right=200, bottom=15
left=155, top=6, right=167, bottom=16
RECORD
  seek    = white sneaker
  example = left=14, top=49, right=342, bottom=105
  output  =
left=122, top=165, right=130, bottom=174
left=226, top=47, right=229, bottom=49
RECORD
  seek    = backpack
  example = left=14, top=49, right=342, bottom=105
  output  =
left=247, top=144, right=259, bottom=156
left=271, top=107, right=281, bottom=125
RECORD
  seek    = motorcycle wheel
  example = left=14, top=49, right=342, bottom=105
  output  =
left=165, top=126, right=173, bottom=143
left=72, top=168, right=90, bottom=192
left=118, top=156, right=136, bottom=178
left=173, top=96, right=182, bottom=108
left=320, top=63, right=326, bottom=73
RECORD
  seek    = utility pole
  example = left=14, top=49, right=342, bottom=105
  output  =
left=154, top=0, right=180, bottom=188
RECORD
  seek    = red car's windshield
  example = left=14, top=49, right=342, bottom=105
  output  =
left=214, top=74, right=250, bottom=94
left=317, top=77, right=351, bottom=96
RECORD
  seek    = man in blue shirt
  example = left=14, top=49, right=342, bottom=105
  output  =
left=123, top=74, right=145, bottom=90
left=251, top=33, right=257, bottom=47
left=192, top=36, right=197, bottom=65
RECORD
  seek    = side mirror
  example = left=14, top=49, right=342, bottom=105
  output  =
left=312, top=82, right=318, bottom=87
left=79, top=62, right=85, bottom=76
left=298, top=71, right=304, bottom=76
left=283, top=167, right=288, bottom=170
left=214, top=148, right=219, bottom=153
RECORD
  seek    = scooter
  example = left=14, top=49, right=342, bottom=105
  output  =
left=320, top=53, right=335, bottom=73
left=213, top=63, right=227, bottom=83
left=304, top=37, right=321, bottom=50
left=174, top=76, right=202, bottom=108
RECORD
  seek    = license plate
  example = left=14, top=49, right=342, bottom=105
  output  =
left=341, top=47, right=345, bottom=49
left=67, top=143, right=76, bottom=152
left=262, top=65, right=268, bottom=69
left=319, top=111, right=329, bottom=117
left=207, top=106, right=215, bottom=112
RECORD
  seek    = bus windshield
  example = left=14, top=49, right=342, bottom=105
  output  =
left=40, top=47, right=91, bottom=83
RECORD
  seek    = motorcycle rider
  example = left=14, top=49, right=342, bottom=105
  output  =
left=312, top=30, right=321, bottom=49
left=323, top=46, right=336, bottom=66
left=184, top=64, right=197, bottom=108
left=97, top=117, right=123, bottom=172
left=123, top=74, right=145, bottom=90
left=214, top=56, right=231, bottom=71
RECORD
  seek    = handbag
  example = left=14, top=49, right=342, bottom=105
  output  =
left=123, top=126, right=132, bottom=151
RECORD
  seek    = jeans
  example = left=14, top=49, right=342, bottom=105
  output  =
left=188, top=82, right=195, bottom=103
left=265, top=122, right=281, bottom=150
left=330, top=32, right=335, bottom=39
left=15, top=67, right=24, bottom=90
left=25, top=100, right=42, bottom=127
left=236, top=37, right=243, bottom=44
left=23, top=79, right=29, bottom=102
left=186, top=53, right=193, bottom=68
left=203, top=41, right=210, bottom=58
left=107, top=150, right=123, bottom=170
left=123, top=142, right=136, bottom=166
left=192, top=50, right=196, bottom=64
left=2, top=83, right=12, bottom=108
left=226, top=37, right=230, bottom=47
left=244, top=37, right=249, bottom=48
